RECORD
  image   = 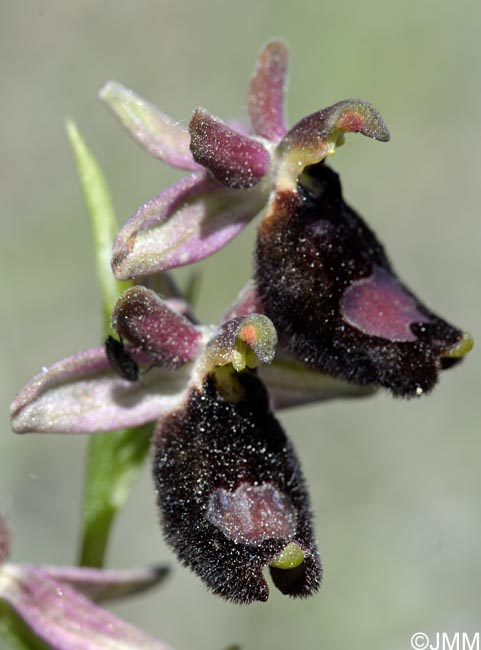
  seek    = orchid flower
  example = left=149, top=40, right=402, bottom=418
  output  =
left=11, top=286, right=329, bottom=603
left=0, top=514, right=172, bottom=650
left=100, top=40, right=472, bottom=398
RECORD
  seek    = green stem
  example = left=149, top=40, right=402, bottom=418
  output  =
left=66, top=120, right=152, bottom=568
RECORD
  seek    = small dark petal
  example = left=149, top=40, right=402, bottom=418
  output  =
left=189, top=108, right=271, bottom=189
left=152, top=372, right=321, bottom=604
left=255, top=163, right=467, bottom=397
left=112, top=286, right=202, bottom=369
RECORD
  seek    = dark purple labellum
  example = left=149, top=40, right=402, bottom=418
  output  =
left=255, top=163, right=465, bottom=397
left=152, top=371, right=321, bottom=604
left=105, top=335, right=139, bottom=382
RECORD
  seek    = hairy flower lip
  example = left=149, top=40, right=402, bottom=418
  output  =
left=255, top=161, right=470, bottom=397
left=223, top=279, right=379, bottom=406
left=152, top=372, right=322, bottom=604
left=9, top=274, right=338, bottom=604
left=9, top=282, right=329, bottom=607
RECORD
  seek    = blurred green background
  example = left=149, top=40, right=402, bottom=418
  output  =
left=1, top=1, right=480, bottom=648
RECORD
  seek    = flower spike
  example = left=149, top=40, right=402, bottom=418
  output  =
left=8, top=43, right=472, bottom=636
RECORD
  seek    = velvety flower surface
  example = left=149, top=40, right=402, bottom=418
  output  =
left=255, top=163, right=472, bottom=397
left=100, top=40, right=471, bottom=397
left=0, top=515, right=171, bottom=650
left=153, top=355, right=321, bottom=604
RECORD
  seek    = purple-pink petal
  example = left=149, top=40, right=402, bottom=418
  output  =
left=248, top=40, right=289, bottom=141
left=10, top=346, right=187, bottom=434
left=189, top=108, right=271, bottom=189
left=33, top=565, right=169, bottom=604
left=112, top=286, right=203, bottom=369
left=99, top=81, right=199, bottom=171
left=0, top=564, right=172, bottom=650
left=111, top=174, right=266, bottom=280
